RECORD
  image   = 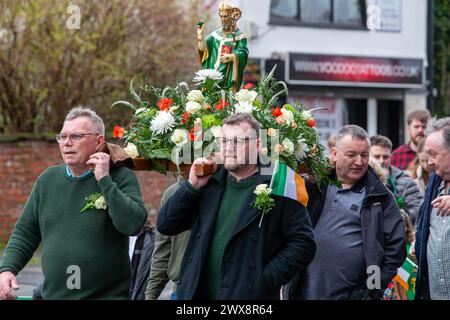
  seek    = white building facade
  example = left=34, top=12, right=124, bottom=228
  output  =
left=216, top=0, right=430, bottom=147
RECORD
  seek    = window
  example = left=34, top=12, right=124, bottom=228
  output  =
left=270, top=0, right=367, bottom=29
left=270, top=0, right=299, bottom=20
left=300, top=0, right=331, bottom=24
left=333, top=0, right=364, bottom=26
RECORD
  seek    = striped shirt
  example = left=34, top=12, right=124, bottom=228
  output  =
left=427, top=180, right=450, bottom=300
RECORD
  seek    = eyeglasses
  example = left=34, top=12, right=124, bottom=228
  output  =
left=217, top=137, right=257, bottom=147
left=56, top=133, right=99, bottom=143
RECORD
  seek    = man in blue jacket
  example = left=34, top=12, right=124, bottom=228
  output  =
left=415, top=117, right=450, bottom=300
left=157, top=113, right=316, bottom=300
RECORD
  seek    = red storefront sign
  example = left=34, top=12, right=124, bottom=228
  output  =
left=287, top=53, right=423, bottom=88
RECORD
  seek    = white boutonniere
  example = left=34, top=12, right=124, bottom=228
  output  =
left=81, top=192, right=107, bottom=213
left=251, top=184, right=275, bottom=227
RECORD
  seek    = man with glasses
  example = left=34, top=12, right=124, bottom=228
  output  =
left=157, top=112, right=316, bottom=299
left=0, top=106, right=148, bottom=300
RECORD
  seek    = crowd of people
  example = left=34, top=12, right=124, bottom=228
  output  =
left=0, top=106, right=449, bottom=300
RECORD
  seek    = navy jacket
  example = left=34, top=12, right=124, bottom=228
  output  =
left=415, top=173, right=443, bottom=300
left=157, top=165, right=316, bottom=300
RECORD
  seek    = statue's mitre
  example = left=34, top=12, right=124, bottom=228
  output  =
left=219, top=1, right=231, bottom=11
left=219, top=1, right=239, bottom=12
left=219, top=1, right=242, bottom=20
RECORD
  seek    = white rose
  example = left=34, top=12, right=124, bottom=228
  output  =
left=234, top=101, right=254, bottom=114
left=301, top=110, right=312, bottom=120
left=94, top=196, right=107, bottom=210
left=170, top=129, right=189, bottom=147
left=280, top=108, right=294, bottom=125
left=186, top=101, right=202, bottom=114
left=235, top=89, right=258, bottom=103
left=124, top=143, right=139, bottom=158
left=282, top=138, right=295, bottom=155
left=209, top=125, right=222, bottom=138
left=187, top=90, right=205, bottom=103
left=260, top=147, right=268, bottom=156
left=254, top=184, right=272, bottom=196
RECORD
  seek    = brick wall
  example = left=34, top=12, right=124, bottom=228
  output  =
left=0, top=140, right=174, bottom=243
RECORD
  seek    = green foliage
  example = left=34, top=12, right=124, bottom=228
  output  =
left=251, top=192, right=275, bottom=215
left=80, top=192, right=104, bottom=213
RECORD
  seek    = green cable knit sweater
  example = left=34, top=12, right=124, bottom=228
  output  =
left=0, top=165, right=148, bottom=299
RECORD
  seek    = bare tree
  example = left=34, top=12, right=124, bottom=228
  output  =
left=0, top=0, right=202, bottom=134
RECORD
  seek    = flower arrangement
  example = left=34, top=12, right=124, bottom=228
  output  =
left=252, top=184, right=275, bottom=215
left=80, top=192, right=107, bottom=213
left=112, top=67, right=333, bottom=184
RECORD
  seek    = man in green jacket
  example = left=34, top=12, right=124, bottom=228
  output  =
left=0, top=106, right=148, bottom=300
left=145, top=178, right=191, bottom=300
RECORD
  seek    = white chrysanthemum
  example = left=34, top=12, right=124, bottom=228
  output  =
left=295, top=137, right=310, bottom=160
left=170, top=129, right=189, bottom=147
left=300, top=110, right=312, bottom=120
left=235, top=89, right=258, bottom=103
left=187, top=90, right=205, bottom=103
left=234, top=101, right=254, bottom=114
left=254, top=184, right=272, bottom=196
left=186, top=101, right=202, bottom=114
left=94, top=196, right=107, bottom=210
left=124, top=143, right=139, bottom=158
left=193, top=69, right=223, bottom=83
left=150, top=111, right=176, bottom=135
left=280, top=108, right=294, bottom=125
left=282, top=138, right=295, bottom=155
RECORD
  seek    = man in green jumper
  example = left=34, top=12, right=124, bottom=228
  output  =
left=0, top=106, right=148, bottom=300
left=157, top=113, right=316, bottom=299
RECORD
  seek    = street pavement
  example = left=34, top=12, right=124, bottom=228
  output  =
left=9, top=265, right=173, bottom=300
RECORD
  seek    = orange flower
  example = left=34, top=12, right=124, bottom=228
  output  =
left=308, top=118, right=316, bottom=128
left=189, top=128, right=195, bottom=142
left=182, top=112, right=190, bottom=124
left=267, top=128, right=277, bottom=137
left=276, top=117, right=286, bottom=125
left=274, top=144, right=284, bottom=154
left=113, top=125, right=124, bottom=139
left=157, top=98, right=173, bottom=111
left=243, top=83, right=255, bottom=90
left=272, top=107, right=282, bottom=117
left=215, top=99, right=229, bottom=111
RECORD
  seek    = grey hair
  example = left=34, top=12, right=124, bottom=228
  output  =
left=336, top=125, right=370, bottom=148
left=222, top=112, right=261, bottom=137
left=65, top=106, right=105, bottom=135
left=425, top=117, right=450, bottom=149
